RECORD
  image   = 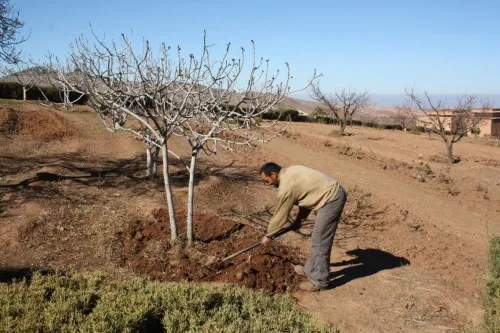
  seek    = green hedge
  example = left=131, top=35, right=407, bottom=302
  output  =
left=485, top=236, right=500, bottom=332
left=406, top=125, right=426, bottom=133
left=313, top=116, right=338, bottom=124
left=261, top=111, right=408, bottom=131
left=0, top=271, right=336, bottom=333
left=381, top=124, right=404, bottom=130
left=262, top=109, right=300, bottom=121
left=346, top=119, right=362, bottom=126
left=0, top=82, right=88, bottom=105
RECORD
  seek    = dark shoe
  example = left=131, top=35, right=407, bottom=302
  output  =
left=299, top=281, right=327, bottom=292
left=294, top=265, right=306, bottom=276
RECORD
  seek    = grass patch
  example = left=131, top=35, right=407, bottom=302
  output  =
left=0, top=270, right=337, bottom=332
left=484, top=236, right=500, bottom=332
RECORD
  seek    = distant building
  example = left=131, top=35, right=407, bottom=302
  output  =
left=415, top=108, right=500, bottom=137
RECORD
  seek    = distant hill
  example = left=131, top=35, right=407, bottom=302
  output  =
left=0, top=66, right=54, bottom=87
left=0, top=67, right=404, bottom=119
left=276, top=96, right=322, bottom=113
left=278, top=95, right=398, bottom=115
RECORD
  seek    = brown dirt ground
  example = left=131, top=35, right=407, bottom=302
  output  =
left=0, top=104, right=79, bottom=141
left=123, top=208, right=305, bottom=292
left=1, top=101, right=500, bottom=332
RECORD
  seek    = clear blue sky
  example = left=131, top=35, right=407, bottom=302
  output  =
left=13, top=0, right=500, bottom=100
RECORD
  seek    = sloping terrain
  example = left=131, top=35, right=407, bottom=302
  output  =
left=1, top=101, right=499, bottom=332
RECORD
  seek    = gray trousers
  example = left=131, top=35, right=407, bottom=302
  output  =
left=303, top=185, right=347, bottom=288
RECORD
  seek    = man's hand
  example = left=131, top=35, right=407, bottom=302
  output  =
left=261, top=236, right=271, bottom=246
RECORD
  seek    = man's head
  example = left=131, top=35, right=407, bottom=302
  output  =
left=260, top=162, right=281, bottom=188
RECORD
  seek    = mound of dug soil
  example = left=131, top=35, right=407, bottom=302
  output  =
left=0, top=107, right=77, bottom=141
left=121, top=209, right=307, bottom=293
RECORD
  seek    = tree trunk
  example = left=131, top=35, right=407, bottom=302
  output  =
left=152, top=147, right=159, bottom=178
left=22, top=86, right=26, bottom=101
left=146, top=131, right=157, bottom=178
left=339, top=121, right=346, bottom=136
left=146, top=143, right=152, bottom=178
left=445, top=141, right=454, bottom=165
left=162, top=142, right=177, bottom=240
left=64, top=87, right=70, bottom=109
left=186, top=149, right=198, bottom=245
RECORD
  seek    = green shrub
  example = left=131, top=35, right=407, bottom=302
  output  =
left=489, top=237, right=500, bottom=279
left=346, top=119, right=362, bottom=126
left=471, top=127, right=481, bottom=135
left=381, top=124, right=404, bottom=131
left=363, top=121, right=378, bottom=128
left=294, top=115, right=310, bottom=122
left=484, top=236, right=500, bottom=333
left=406, top=125, right=425, bottom=133
left=0, top=271, right=337, bottom=333
left=312, top=116, right=338, bottom=124
left=262, top=109, right=300, bottom=121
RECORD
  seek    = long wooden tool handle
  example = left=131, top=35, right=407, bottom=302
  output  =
left=220, top=226, right=294, bottom=262
left=221, top=242, right=261, bottom=262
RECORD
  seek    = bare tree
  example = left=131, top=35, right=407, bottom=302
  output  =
left=43, top=53, right=161, bottom=179
left=405, top=88, right=488, bottom=164
left=37, top=58, right=87, bottom=110
left=0, top=57, right=38, bottom=100
left=0, top=0, right=28, bottom=64
left=391, top=104, right=413, bottom=129
left=52, top=31, right=319, bottom=244
left=145, top=128, right=160, bottom=178
left=170, top=36, right=318, bottom=244
left=48, top=37, right=181, bottom=239
left=310, top=83, right=370, bottom=136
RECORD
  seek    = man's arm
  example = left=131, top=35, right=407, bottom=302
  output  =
left=263, top=206, right=311, bottom=245
left=265, top=192, right=295, bottom=238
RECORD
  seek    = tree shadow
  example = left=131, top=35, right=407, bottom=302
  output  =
left=0, top=267, right=54, bottom=284
left=0, top=152, right=260, bottom=214
left=0, top=153, right=153, bottom=215
left=171, top=159, right=261, bottom=187
left=327, top=248, right=410, bottom=289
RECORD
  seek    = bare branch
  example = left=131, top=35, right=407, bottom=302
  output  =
left=0, top=0, right=29, bottom=64
left=0, top=56, right=38, bottom=100
left=309, top=83, right=370, bottom=135
left=52, top=30, right=320, bottom=243
left=404, top=88, right=488, bottom=164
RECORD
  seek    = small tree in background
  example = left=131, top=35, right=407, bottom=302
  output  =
left=405, top=88, right=488, bottom=164
left=391, top=104, right=413, bottom=129
left=37, top=57, right=87, bottom=109
left=309, top=83, right=370, bottom=136
left=0, top=56, right=38, bottom=100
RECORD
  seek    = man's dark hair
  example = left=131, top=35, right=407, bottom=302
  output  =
left=260, top=162, right=281, bottom=176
